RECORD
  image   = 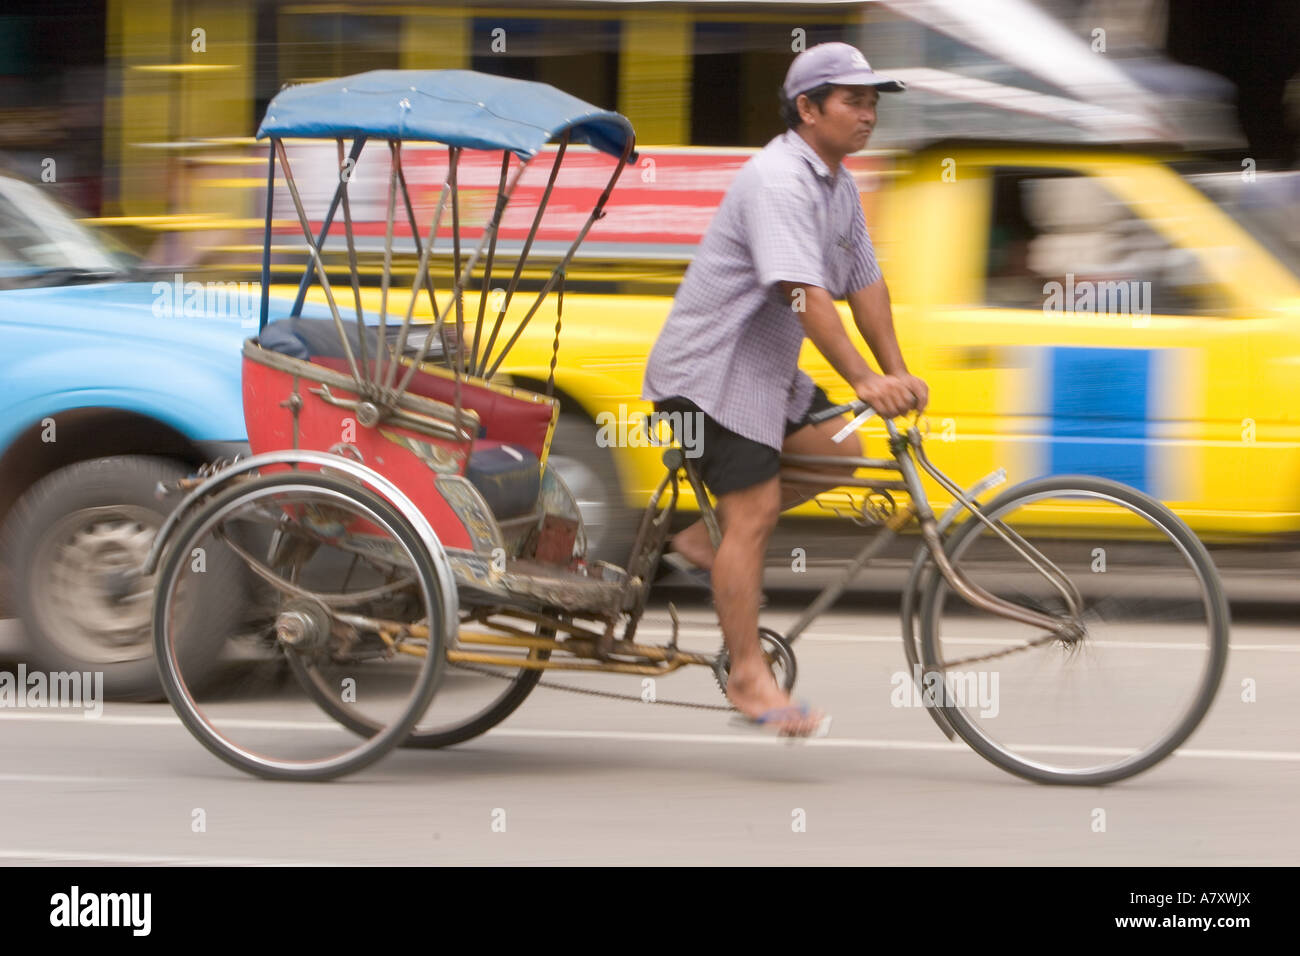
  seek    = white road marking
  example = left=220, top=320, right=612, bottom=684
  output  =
left=0, top=712, right=184, bottom=725
left=492, top=727, right=969, bottom=751
left=4, top=712, right=1296, bottom=762
left=0, top=849, right=334, bottom=866
left=487, top=728, right=1300, bottom=762
left=630, top=624, right=1300, bottom=651
left=0, top=773, right=138, bottom=784
left=0, top=711, right=342, bottom=730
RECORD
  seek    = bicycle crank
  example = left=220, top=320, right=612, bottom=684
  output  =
left=712, top=627, right=798, bottom=696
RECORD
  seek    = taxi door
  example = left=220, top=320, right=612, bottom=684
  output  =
left=864, top=148, right=1300, bottom=540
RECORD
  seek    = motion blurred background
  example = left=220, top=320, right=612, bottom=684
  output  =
left=2, top=0, right=1299, bottom=702
left=2, top=0, right=1296, bottom=260
left=4, top=0, right=1300, bottom=564
left=6, top=0, right=1300, bottom=549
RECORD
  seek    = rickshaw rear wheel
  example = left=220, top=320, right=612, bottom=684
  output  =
left=152, top=470, right=452, bottom=781
left=287, top=624, right=551, bottom=749
left=234, top=470, right=548, bottom=750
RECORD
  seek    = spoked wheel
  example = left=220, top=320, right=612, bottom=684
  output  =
left=152, top=470, right=454, bottom=781
left=290, top=615, right=551, bottom=750
left=916, top=475, right=1229, bottom=786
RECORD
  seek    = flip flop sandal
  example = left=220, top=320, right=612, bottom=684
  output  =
left=729, top=703, right=832, bottom=739
left=654, top=551, right=713, bottom=588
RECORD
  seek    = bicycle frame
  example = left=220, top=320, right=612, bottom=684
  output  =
left=669, top=408, right=1087, bottom=648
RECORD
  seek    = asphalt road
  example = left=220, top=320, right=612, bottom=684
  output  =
left=0, top=595, right=1295, bottom=866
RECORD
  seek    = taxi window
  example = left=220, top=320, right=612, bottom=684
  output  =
left=985, top=167, right=1228, bottom=316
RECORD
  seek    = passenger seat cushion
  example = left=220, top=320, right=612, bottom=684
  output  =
left=260, top=317, right=380, bottom=361
left=466, top=440, right=541, bottom=520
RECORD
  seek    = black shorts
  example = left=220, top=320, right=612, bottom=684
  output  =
left=653, top=386, right=836, bottom=497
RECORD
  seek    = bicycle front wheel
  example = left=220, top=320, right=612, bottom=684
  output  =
left=916, top=475, right=1229, bottom=786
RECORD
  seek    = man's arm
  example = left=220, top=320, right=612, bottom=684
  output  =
left=846, top=278, right=928, bottom=410
left=779, top=281, right=916, bottom=417
left=846, top=278, right=905, bottom=375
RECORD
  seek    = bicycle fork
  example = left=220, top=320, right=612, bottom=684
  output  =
left=902, top=424, right=1084, bottom=629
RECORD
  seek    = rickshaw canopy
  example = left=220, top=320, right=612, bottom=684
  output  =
left=256, top=69, right=635, bottom=161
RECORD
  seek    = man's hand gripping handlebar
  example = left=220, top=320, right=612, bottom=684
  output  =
left=808, top=391, right=920, bottom=444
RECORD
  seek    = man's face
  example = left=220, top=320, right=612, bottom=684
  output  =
left=801, top=85, right=880, bottom=154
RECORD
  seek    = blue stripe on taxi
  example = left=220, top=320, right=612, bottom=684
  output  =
left=1047, top=346, right=1153, bottom=494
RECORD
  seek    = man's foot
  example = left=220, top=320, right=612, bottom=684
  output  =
left=726, top=679, right=828, bottom=737
left=668, top=525, right=715, bottom=571
left=655, top=551, right=771, bottom=604
left=730, top=703, right=832, bottom=739
left=657, top=551, right=712, bottom=587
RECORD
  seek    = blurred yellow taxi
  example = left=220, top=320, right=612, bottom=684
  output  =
left=288, top=142, right=1300, bottom=561
left=485, top=142, right=1300, bottom=558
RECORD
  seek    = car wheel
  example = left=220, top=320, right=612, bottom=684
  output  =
left=545, top=413, right=639, bottom=566
left=1, top=456, right=243, bottom=700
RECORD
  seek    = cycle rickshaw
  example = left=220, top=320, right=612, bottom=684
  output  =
left=145, top=70, right=1229, bottom=783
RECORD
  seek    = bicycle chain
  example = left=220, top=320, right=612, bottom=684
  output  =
left=938, top=632, right=1065, bottom=668
left=448, top=660, right=735, bottom=711
left=453, top=633, right=1064, bottom=703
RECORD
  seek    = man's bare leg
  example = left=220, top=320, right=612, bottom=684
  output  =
left=711, top=475, right=824, bottom=735
left=668, top=417, right=864, bottom=571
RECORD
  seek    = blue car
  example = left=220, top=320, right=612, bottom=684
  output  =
left=0, top=173, right=251, bottom=697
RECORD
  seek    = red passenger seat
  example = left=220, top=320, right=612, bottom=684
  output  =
left=258, top=318, right=554, bottom=519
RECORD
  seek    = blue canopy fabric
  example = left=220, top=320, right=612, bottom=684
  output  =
left=256, top=70, right=635, bottom=161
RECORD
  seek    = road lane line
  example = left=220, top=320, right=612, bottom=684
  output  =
left=0, top=773, right=138, bottom=784
left=631, top=624, right=1300, bottom=651
left=486, top=729, right=1300, bottom=761
left=794, top=636, right=1300, bottom=651
left=0, top=712, right=340, bottom=729
left=3, top=714, right=1298, bottom=762
left=0, top=849, right=335, bottom=866
left=0, top=712, right=183, bottom=725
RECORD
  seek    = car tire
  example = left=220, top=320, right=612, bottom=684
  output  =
left=1, top=456, right=244, bottom=701
left=545, top=412, right=640, bottom=566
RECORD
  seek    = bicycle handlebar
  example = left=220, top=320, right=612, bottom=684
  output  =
left=808, top=389, right=921, bottom=428
left=811, top=397, right=921, bottom=445
left=807, top=400, right=869, bottom=426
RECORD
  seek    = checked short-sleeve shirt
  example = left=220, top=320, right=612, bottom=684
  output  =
left=642, top=129, right=882, bottom=451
